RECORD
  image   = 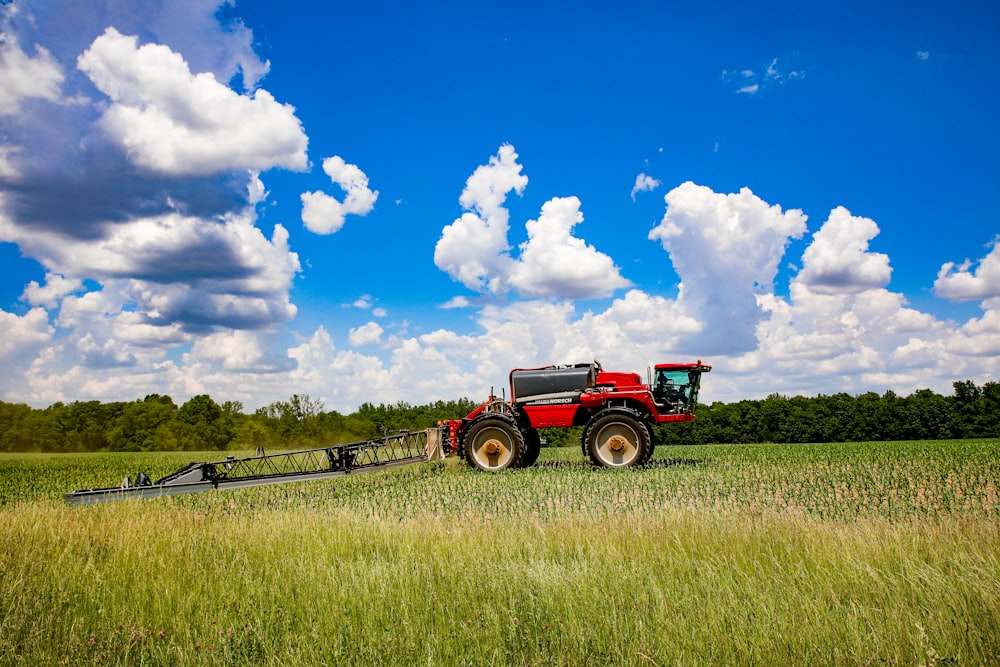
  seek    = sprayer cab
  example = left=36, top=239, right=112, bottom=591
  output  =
left=651, top=362, right=711, bottom=415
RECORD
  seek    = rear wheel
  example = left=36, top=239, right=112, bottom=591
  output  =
left=585, top=410, right=652, bottom=468
left=461, top=417, right=525, bottom=471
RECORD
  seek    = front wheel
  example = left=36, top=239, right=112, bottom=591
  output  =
left=585, top=410, right=652, bottom=468
left=461, top=417, right=525, bottom=471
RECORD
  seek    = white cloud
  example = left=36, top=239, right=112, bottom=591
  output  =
left=0, top=36, right=64, bottom=115
left=459, top=143, right=529, bottom=216
left=0, top=307, right=53, bottom=361
left=351, top=295, right=374, bottom=309
left=441, top=296, right=470, bottom=309
left=7, top=274, right=1000, bottom=414
left=582, top=290, right=702, bottom=348
left=77, top=27, right=308, bottom=175
left=950, top=302, right=1000, bottom=356
left=76, top=332, right=136, bottom=369
left=435, top=144, right=526, bottom=294
left=184, top=329, right=295, bottom=373
left=247, top=171, right=268, bottom=205
left=649, top=181, right=808, bottom=353
left=348, top=321, right=384, bottom=347
left=933, top=238, right=1000, bottom=301
left=0, top=5, right=312, bottom=406
left=436, top=145, right=629, bottom=300
left=147, top=0, right=271, bottom=91
left=724, top=57, right=804, bottom=95
left=111, top=312, right=189, bottom=347
left=797, top=206, right=892, bottom=293
left=347, top=295, right=387, bottom=317
left=300, top=156, right=379, bottom=234
left=5, top=0, right=270, bottom=95
left=710, top=210, right=970, bottom=399
left=631, top=173, right=661, bottom=200
left=509, top=196, right=631, bottom=298
left=21, top=272, right=83, bottom=309
left=1, top=208, right=301, bottom=332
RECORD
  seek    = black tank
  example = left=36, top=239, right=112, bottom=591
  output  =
left=511, top=364, right=595, bottom=401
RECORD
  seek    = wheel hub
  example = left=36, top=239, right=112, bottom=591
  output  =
left=607, top=435, right=629, bottom=452
left=484, top=438, right=502, bottom=455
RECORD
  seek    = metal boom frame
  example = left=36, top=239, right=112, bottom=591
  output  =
left=65, top=429, right=441, bottom=505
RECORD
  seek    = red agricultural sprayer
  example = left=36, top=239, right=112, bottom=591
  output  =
left=66, top=360, right=710, bottom=505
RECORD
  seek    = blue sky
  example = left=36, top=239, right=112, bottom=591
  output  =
left=1, top=0, right=998, bottom=412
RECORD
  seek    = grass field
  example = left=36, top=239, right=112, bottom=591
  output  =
left=1, top=440, right=999, bottom=665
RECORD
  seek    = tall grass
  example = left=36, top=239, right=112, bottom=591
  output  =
left=1, top=440, right=999, bottom=665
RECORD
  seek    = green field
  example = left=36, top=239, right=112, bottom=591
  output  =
left=2, top=440, right=999, bottom=665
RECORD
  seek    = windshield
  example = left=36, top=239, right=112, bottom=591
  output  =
left=652, top=369, right=703, bottom=414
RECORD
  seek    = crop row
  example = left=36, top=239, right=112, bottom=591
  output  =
left=2, top=439, right=997, bottom=522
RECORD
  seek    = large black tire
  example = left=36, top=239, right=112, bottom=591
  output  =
left=584, top=409, right=653, bottom=468
left=460, top=416, right=525, bottom=471
left=520, top=429, right=542, bottom=468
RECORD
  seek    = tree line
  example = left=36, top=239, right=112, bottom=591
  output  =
left=651, top=380, right=1000, bottom=447
left=0, top=394, right=477, bottom=453
left=0, top=380, right=997, bottom=453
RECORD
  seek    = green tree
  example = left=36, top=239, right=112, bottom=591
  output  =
left=163, top=394, right=230, bottom=450
left=108, top=394, right=177, bottom=451
left=0, top=402, right=38, bottom=451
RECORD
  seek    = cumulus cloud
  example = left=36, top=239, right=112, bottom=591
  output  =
left=2, top=210, right=300, bottom=331
left=933, top=238, right=1000, bottom=301
left=348, top=322, right=384, bottom=347
left=510, top=196, right=631, bottom=298
left=435, top=144, right=629, bottom=300
left=21, top=273, right=84, bottom=309
left=7, top=236, right=1000, bottom=413
left=184, top=329, right=296, bottom=373
left=649, top=181, right=808, bottom=353
left=631, top=173, right=661, bottom=200
left=0, top=3, right=318, bottom=401
left=573, top=290, right=703, bottom=370
left=441, top=296, right=471, bottom=309
left=7, top=0, right=269, bottom=91
left=641, top=183, right=979, bottom=396
left=76, top=332, right=137, bottom=369
left=435, top=144, right=526, bottom=294
left=0, top=3, right=336, bottom=407
left=0, top=12, right=309, bottom=289
left=950, top=303, right=1000, bottom=356
left=0, top=307, right=53, bottom=361
left=0, top=36, right=64, bottom=115
left=0, top=3, right=285, bottom=233
left=696, top=199, right=987, bottom=399
left=78, top=27, right=308, bottom=176
left=729, top=273, right=967, bottom=400
left=796, top=206, right=892, bottom=293
left=300, top=156, right=378, bottom=234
